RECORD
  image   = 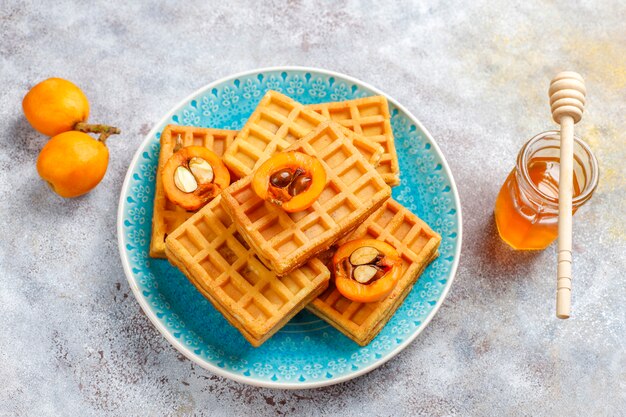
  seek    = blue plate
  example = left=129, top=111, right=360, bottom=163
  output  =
left=117, top=67, right=462, bottom=388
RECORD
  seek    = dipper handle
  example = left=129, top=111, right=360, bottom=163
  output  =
left=549, top=71, right=586, bottom=319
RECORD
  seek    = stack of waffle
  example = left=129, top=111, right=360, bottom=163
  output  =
left=151, top=90, right=441, bottom=346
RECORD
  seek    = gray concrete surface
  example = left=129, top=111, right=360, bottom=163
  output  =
left=1, top=0, right=624, bottom=416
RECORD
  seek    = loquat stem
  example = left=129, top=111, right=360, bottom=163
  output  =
left=74, top=122, right=121, bottom=143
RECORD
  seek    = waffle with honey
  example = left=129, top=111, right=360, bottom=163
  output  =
left=308, top=96, right=400, bottom=186
left=165, top=195, right=330, bottom=347
left=306, top=198, right=441, bottom=346
left=150, top=125, right=238, bottom=258
left=222, top=91, right=384, bottom=179
left=220, top=121, right=392, bottom=276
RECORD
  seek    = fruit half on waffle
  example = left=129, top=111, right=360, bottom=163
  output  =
left=150, top=125, right=238, bottom=258
left=307, top=198, right=441, bottom=346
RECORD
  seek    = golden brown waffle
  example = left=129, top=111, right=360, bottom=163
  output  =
left=308, top=96, right=400, bottom=186
left=149, top=125, right=238, bottom=258
left=306, top=198, right=441, bottom=346
left=221, top=121, right=392, bottom=276
left=222, top=90, right=384, bottom=179
left=165, top=195, right=330, bottom=347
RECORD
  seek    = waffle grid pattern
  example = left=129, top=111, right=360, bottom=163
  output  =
left=149, top=125, right=238, bottom=258
left=221, top=121, right=391, bottom=276
left=307, top=198, right=441, bottom=346
left=308, top=96, right=400, bottom=186
left=222, top=91, right=383, bottom=178
left=165, top=196, right=330, bottom=346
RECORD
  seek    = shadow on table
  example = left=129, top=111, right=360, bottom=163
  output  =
left=471, top=211, right=545, bottom=282
left=4, top=116, right=46, bottom=157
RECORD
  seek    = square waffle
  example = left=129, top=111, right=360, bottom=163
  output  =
left=222, top=90, right=384, bottom=179
left=220, top=121, right=392, bottom=276
left=306, top=198, right=441, bottom=346
left=308, top=96, right=400, bottom=186
left=165, top=195, right=330, bottom=347
left=149, top=125, right=238, bottom=258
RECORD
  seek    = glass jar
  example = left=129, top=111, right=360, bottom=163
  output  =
left=494, top=130, right=599, bottom=250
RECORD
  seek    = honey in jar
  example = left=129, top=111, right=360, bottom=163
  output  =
left=495, top=131, right=598, bottom=250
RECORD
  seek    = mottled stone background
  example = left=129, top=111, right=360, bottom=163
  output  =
left=1, top=0, right=624, bottom=416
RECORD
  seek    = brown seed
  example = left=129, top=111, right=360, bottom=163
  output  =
left=270, top=168, right=293, bottom=188
left=288, top=175, right=312, bottom=196
left=353, top=265, right=379, bottom=283
left=188, top=157, right=214, bottom=183
left=173, top=166, right=198, bottom=193
left=349, top=246, right=380, bottom=266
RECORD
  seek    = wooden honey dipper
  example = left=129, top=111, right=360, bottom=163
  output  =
left=548, top=71, right=586, bottom=319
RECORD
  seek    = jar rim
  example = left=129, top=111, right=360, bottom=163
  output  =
left=517, top=130, right=599, bottom=206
